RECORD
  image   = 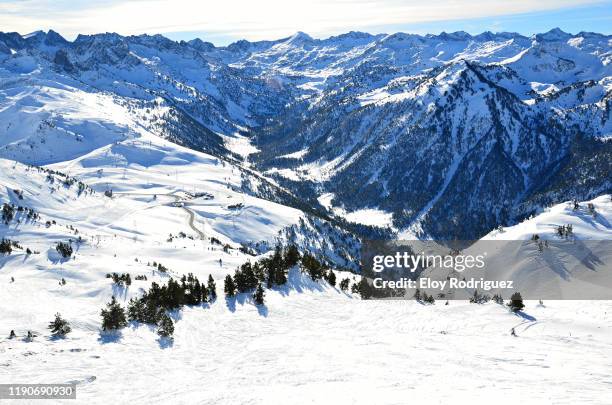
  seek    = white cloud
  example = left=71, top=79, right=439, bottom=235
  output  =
left=0, top=0, right=604, bottom=41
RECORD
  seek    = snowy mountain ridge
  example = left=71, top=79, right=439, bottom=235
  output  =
left=0, top=27, right=610, bottom=238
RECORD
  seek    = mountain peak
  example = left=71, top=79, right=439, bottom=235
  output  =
left=535, top=27, right=572, bottom=41
left=437, top=31, right=472, bottom=41
left=286, top=31, right=313, bottom=44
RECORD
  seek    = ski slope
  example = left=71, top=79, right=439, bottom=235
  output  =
left=2, top=282, right=612, bottom=404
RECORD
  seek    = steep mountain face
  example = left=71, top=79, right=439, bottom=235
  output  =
left=239, top=30, right=611, bottom=238
left=1, top=28, right=610, bottom=239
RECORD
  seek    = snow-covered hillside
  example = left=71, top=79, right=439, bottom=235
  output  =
left=418, top=195, right=612, bottom=299
left=3, top=273, right=612, bottom=404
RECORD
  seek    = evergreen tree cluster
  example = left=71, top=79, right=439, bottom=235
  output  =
left=351, top=277, right=374, bottom=299
left=128, top=274, right=213, bottom=318
left=122, top=274, right=217, bottom=337
left=223, top=244, right=339, bottom=301
left=148, top=261, right=169, bottom=273
left=469, top=290, right=490, bottom=304
left=41, top=166, right=94, bottom=196
left=414, top=288, right=435, bottom=304
left=422, top=292, right=435, bottom=304
left=556, top=224, right=573, bottom=238
left=259, top=244, right=294, bottom=287
left=223, top=244, right=344, bottom=305
left=106, top=272, right=132, bottom=286
left=301, top=252, right=326, bottom=280
left=2, top=203, right=15, bottom=224
left=339, top=278, right=350, bottom=291
left=233, top=261, right=260, bottom=293
left=2, top=203, right=39, bottom=225
left=324, top=270, right=336, bottom=286
left=0, top=238, right=22, bottom=255
left=0, top=238, right=13, bottom=255
left=55, top=241, right=73, bottom=258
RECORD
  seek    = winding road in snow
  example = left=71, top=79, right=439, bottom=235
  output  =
left=112, top=191, right=206, bottom=240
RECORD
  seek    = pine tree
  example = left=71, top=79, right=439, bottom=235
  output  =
left=48, top=313, right=71, bottom=337
left=325, top=270, right=336, bottom=286
left=253, top=262, right=266, bottom=283
left=302, top=253, right=325, bottom=280
left=253, top=284, right=265, bottom=306
left=283, top=245, right=300, bottom=268
left=101, top=296, right=127, bottom=331
left=207, top=275, right=217, bottom=301
left=201, top=282, right=209, bottom=303
left=492, top=294, right=504, bottom=304
left=507, top=292, right=525, bottom=312
left=357, top=277, right=372, bottom=299
left=234, top=268, right=247, bottom=293
left=224, top=274, right=236, bottom=297
left=157, top=312, right=174, bottom=338
left=127, top=297, right=145, bottom=322
left=264, top=245, right=288, bottom=287
left=242, top=262, right=258, bottom=290
left=339, top=278, right=350, bottom=291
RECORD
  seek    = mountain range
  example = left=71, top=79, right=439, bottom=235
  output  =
left=1, top=28, right=610, bottom=239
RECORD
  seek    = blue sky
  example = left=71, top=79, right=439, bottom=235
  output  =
left=0, top=0, right=610, bottom=45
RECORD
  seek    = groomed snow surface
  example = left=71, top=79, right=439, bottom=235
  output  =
left=3, top=292, right=612, bottom=404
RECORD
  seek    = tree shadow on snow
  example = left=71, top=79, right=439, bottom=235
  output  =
left=515, top=310, right=536, bottom=322
left=111, top=284, right=129, bottom=300
left=274, top=267, right=326, bottom=297
left=47, top=334, right=69, bottom=342
left=225, top=296, right=236, bottom=313
left=157, top=337, right=174, bottom=349
left=97, top=330, right=123, bottom=344
left=256, top=303, right=268, bottom=317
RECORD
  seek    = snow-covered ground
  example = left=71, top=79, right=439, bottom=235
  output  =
left=3, top=287, right=612, bottom=404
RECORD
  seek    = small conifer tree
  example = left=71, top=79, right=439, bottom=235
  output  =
left=224, top=274, right=236, bottom=297
left=48, top=313, right=71, bottom=337
left=253, top=284, right=265, bottom=305
left=101, top=296, right=127, bottom=331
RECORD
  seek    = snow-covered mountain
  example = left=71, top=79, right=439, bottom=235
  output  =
left=240, top=30, right=612, bottom=238
left=1, top=28, right=612, bottom=404
left=1, top=28, right=610, bottom=239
